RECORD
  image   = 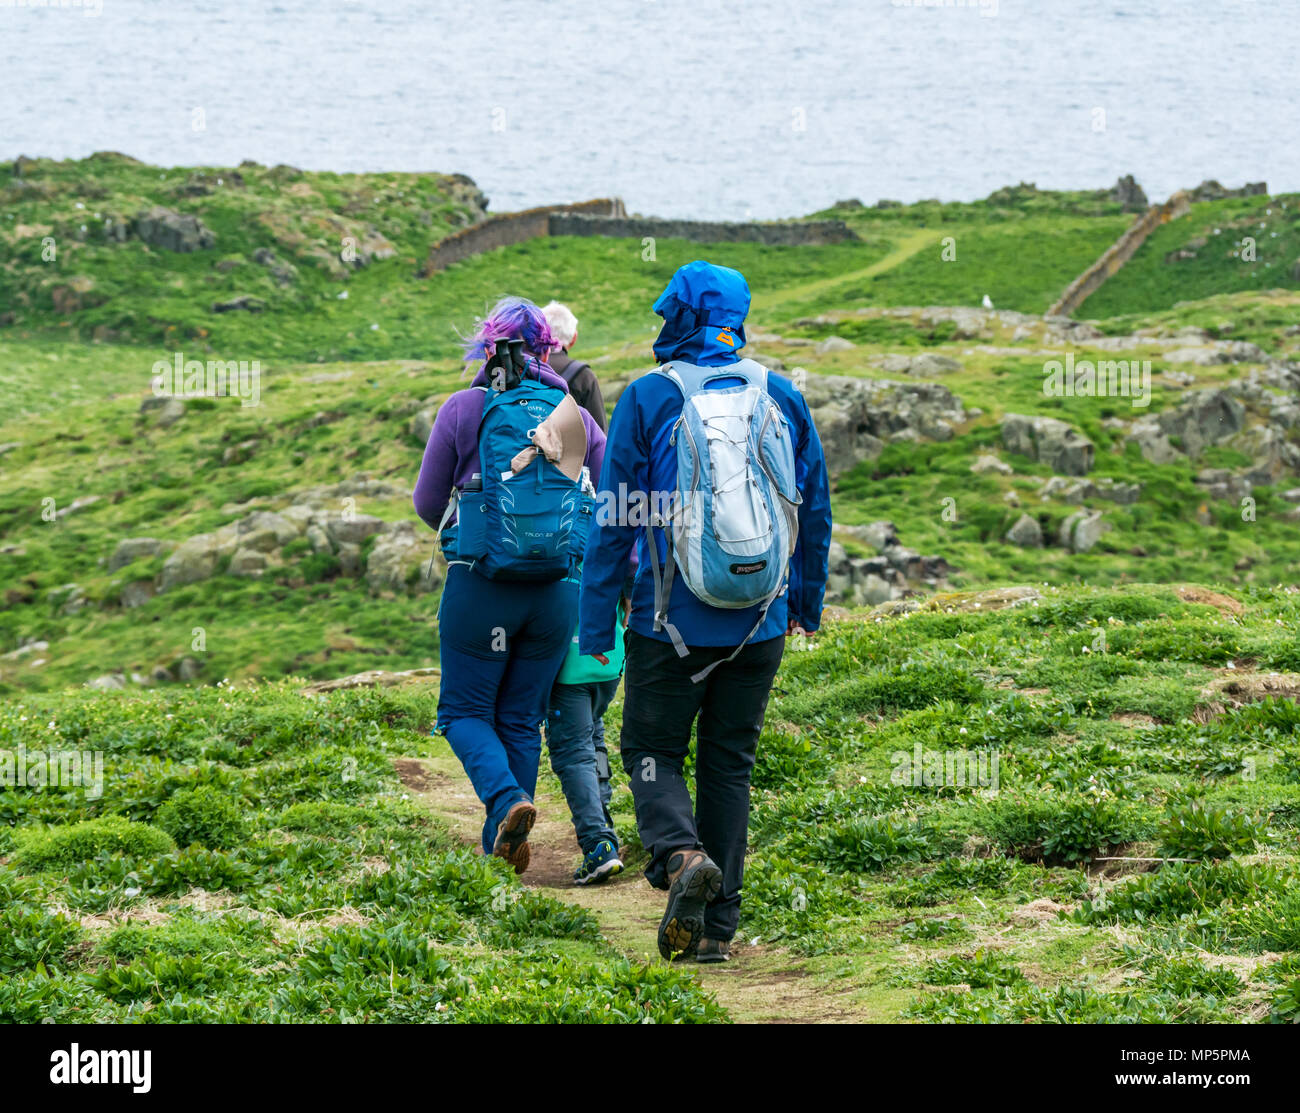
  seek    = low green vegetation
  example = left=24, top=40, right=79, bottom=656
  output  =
left=3, top=585, right=1297, bottom=1022
left=1084, top=192, right=1300, bottom=317
left=0, top=684, right=723, bottom=1022
left=2, top=156, right=1300, bottom=1022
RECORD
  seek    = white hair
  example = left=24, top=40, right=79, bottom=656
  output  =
left=542, top=301, right=578, bottom=350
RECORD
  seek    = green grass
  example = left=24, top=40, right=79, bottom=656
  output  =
left=0, top=683, right=724, bottom=1023
left=1083, top=193, right=1300, bottom=317
left=5, top=585, right=1298, bottom=1021
left=2, top=156, right=1300, bottom=1022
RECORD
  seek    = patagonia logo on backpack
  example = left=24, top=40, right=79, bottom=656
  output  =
left=647, top=359, right=803, bottom=682
left=439, top=377, right=594, bottom=583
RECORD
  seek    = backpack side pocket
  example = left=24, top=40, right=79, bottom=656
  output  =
left=452, top=490, right=489, bottom=562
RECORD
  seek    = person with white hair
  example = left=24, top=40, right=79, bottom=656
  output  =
left=542, top=301, right=608, bottom=432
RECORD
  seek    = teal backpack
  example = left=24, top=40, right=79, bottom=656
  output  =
left=438, top=355, right=594, bottom=582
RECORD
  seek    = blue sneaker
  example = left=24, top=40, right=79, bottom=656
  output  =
left=574, top=840, right=623, bottom=886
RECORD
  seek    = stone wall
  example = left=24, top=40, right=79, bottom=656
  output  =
left=1047, top=190, right=1191, bottom=317
left=420, top=197, right=626, bottom=274
left=547, top=213, right=859, bottom=247
left=422, top=201, right=857, bottom=273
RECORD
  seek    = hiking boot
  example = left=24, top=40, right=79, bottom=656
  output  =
left=696, top=937, right=731, bottom=964
left=574, top=840, right=623, bottom=886
left=656, top=848, right=722, bottom=960
left=492, top=799, right=537, bottom=875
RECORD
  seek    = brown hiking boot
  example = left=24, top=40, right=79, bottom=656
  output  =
left=657, top=848, right=722, bottom=960
left=492, top=800, right=537, bottom=875
left=696, top=938, right=730, bottom=963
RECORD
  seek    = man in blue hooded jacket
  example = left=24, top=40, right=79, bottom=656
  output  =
left=578, top=260, right=832, bottom=962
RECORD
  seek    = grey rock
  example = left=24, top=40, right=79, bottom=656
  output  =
left=365, top=520, right=439, bottom=592
left=281, top=505, right=317, bottom=530
left=1093, top=478, right=1142, bottom=505
left=306, top=524, right=332, bottom=554
left=336, top=541, right=362, bottom=576
left=222, top=439, right=259, bottom=465
left=1005, top=513, right=1043, bottom=548
left=236, top=527, right=280, bottom=553
left=252, top=247, right=297, bottom=286
left=840, top=521, right=899, bottom=553
left=160, top=534, right=221, bottom=590
left=239, top=510, right=299, bottom=545
left=1111, top=174, right=1149, bottom=212
left=87, top=673, right=127, bottom=691
left=803, top=374, right=967, bottom=475
left=1163, top=347, right=1223, bottom=366
left=1001, top=414, right=1095, bottom=475
left=109, top=536, right=165, bottom=571
left=816, top=336, right=855, bottom=354
left=1195, top=468, right=1252, bottom=502
left=1156, top=389, right=1246, bottom=454
left=860, top=574, right=898, bottom=606
left=1059, top=510, right=1110, bottom=553
left=1127, top=419, right=1180, bottom=465
left=325, top=513, right=387, bottom=546
left=971, top=454, right=1013, bottom=475
left=230, top=548, right=269, bottom=576
left=177, top=656, right=204, bottom=681
left=335, top=475, right=410, bottom=499
left=120, top=581, right=155, bottom=609
left=157, top=397, right=187, bottom=427
left=135, top=206, right=216, bottom=252
left=908, top=352, right=961, bottom=377
left=48, top=583, right=86, bottom=615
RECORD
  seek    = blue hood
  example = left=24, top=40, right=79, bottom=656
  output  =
left=652, top=260, right=751, bottom=366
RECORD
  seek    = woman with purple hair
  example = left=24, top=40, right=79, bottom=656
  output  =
left=413, top=297, right=607, bottom=873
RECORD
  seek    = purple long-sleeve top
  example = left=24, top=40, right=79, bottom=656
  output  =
left=413, top=360, right=607, bottom=530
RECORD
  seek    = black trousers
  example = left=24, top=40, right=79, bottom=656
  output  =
left=620, top=629, right=785, bottom=941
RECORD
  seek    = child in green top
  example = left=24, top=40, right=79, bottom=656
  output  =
left=545, top=600, right=627, bottom=884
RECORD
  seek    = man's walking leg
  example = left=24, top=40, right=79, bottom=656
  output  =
left=620, top=632, right=707, bottom=888
left=695, top=635, right=785, bottom=953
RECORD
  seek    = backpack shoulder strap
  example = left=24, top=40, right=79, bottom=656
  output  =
left=560, top=358, right=588, bottom=386
left=656, top=359, right=766, bottom=399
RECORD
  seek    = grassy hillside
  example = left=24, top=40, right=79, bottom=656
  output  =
left=3, top=585, right=1298, bottom=1022
left=1083, top=192, right=1300, bottom=317
left=3, top=157, right=1300, bottom=1023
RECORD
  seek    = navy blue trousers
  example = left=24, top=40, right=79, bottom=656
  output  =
left=436, top=563, right=577, bottom=853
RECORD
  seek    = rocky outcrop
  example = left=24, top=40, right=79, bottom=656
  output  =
left=1005, top=513, right=1043, bottom=548
left=366, top=520, right=441, bottom=592
left=1001, top=414, right=1095, bottom=476
left=870, top=352, right=962, bottom=376
left=1188, top=179, right=1267, bottom=202
left=825, top=520, right=952, bottom=607
left=134, top=206, right=216, bottom=252
left=801, top=375, right=969, bottom=475
left=1126, top=388, right=1246, bottom=463
left=1058, top=510, right=1110, bottom=553
left=1110, top=174, right=1149, bottom=213
left=1039, top=476, right=1141, bottom=505
left=108, top=537, right=167, bottom=571
left=148, top=477, right=433, bottom=598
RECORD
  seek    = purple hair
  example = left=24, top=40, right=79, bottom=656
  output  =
left=462, top=297, right=556, bottom=366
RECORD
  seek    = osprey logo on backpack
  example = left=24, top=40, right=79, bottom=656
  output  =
left=647, top=359, right=802, bottom=682
left=439, top=376, right=593, bottom=583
